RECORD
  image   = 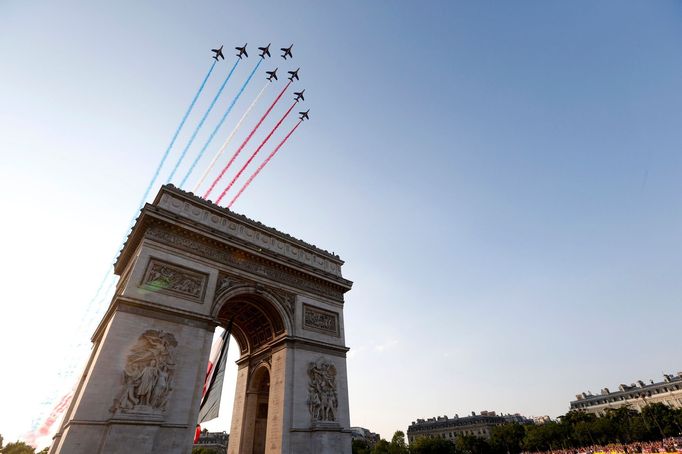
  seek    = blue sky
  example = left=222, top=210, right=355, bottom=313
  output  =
left=1, top=0, right=681, bottom=445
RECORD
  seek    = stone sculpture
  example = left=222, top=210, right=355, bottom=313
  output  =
left=111, top=330, right=178, bottom=414
left=307, top=358, right=338, bottom=422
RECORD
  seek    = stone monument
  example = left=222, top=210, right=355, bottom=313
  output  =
left=49, top=184, right=353, bottom=454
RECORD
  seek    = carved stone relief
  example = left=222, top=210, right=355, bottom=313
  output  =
left=140, top=258, right=207, bottom=303
left=145, top=225, right=346, bottom=302
left=303, top=304, right=339, bottom=337
left=307, top=358, right=338, bottom=423
left=110, top=330, right=178, bottom=415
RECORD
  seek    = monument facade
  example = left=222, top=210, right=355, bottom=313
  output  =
left=50, top=185, right=353, bottom=454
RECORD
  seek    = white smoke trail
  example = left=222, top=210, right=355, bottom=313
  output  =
left=192, top=81, right=270, bottom=194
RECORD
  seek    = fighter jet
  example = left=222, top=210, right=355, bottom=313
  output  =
left=294, top=89, right=305, bottom=102
left=266, top=68, right=278, bottom=81
left=235, top=44, right=248, bottom=59
left=211, top=45, right=225, bottom=61
left=299, top=109, right=310, bottom=121
left=258, top=44, right=271, bottom=59
left=288, top=68, right=300, bottom=81
left=280, top=44, right=293, bottom=59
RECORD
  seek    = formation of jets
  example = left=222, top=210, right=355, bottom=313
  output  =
left=210, top=44, right=309, bottom=121
left=281, top=44, right=293, bottom=59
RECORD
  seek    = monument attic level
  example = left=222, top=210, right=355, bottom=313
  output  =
left=50, top=184, right=354, bottom=454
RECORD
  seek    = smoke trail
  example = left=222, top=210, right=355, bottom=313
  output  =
left=215, top=100, right=298, bottom=205
left=139, top=60, right=217, bottom=214
left=167, top=58, right=241, bottom=184
left=192, top=81, right=270, bottom=194
left=204, top=80, right=292, bottom=200
left=179, top=59, right=263, bottom=189
left=28, top=58, right=223, bottom=444
left=228, top=119, right=303, bottom=208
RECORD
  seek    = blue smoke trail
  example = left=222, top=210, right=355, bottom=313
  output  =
left=139, top=59, right=217, bottom=210
left=179, top=59, right=263, bottom=189
left=167, top=58, right=241, bottom=184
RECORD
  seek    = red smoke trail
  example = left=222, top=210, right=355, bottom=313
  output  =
left=228, top=120, right=303, bottom=208
left=215, top=101, right=298, bottom=205
left=25, top=389, right=74, bottom=446
left=204, top=80, right=292, bottom=200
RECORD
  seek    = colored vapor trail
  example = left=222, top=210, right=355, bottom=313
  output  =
left=28, top=60, right=222, bottom=441
left=204, top=80, right=292, bottom=199
left=179, top=59, right=263, bottom=188
left=192, top=81, right=270, bottom=194
left=167, top=58, right=240, bottom=184
left=228, top=119, right=303, bottom=208
left=215, top=100, right=298, bottom=205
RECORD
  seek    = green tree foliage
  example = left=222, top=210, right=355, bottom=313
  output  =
left=389, top=431, right=409, bottom=454
left=372, top=439, right=391, bottom=454
left=490, top=423, right=525, bottom=454
left=352, top=438, right=372, bottom=454
left=410, top=436, right=457, bottom=454
left=0, top=441, right=36, bottom=454
left=191, top=447, right=220, bottom=454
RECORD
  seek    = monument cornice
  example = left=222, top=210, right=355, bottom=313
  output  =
left=115, top=185, right=346, bottom=274
left=117, top=208, right=351, bottom=303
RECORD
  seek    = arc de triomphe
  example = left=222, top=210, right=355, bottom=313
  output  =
left=50, top=185, right=353, bottom=454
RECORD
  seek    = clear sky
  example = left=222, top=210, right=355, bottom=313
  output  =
left=1, top=0, right=681, bottom=447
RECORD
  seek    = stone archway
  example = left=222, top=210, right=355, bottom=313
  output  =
left=49, top=185, right=353, bottom=454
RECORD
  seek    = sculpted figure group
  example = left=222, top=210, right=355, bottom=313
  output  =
left=307, top=358, right=338, bottom=422
left=111, top=330, right=178, bottom=414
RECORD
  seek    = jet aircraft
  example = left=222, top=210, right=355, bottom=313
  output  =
left=211, top=45, right=225, bottom=61
left=288, top=68, right=300, bottom=81
left=281, top=44, right=293, bottom=59
left=266, top=68, right=278, bottom=81
left=258, top=44, right=271, bottom=58
left=299, top=109, right=310, bottom=121
left=294, top=89, right=305, bottom=102
left=235, top=44, right=248, bottom=59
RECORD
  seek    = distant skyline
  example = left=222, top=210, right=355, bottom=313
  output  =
left=1, top=0, right=681, bottom=447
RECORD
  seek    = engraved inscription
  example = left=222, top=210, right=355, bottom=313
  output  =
left=303, top=304, right=339, bottom=337
left=141, top=258, right=207, bottom=302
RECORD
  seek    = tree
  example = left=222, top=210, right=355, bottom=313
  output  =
left=353, top=438, right=372, bottom=454
left=490, top=423, right=525, bottom=454
left=191, top=447, right=220, bottom=454
left=0, top=441, right=35, bottom=454
left=388, top=431, right=408, bottom=454
left=409, top=437, right=457, bottom=454
left=372, top=439, right=391, bottom=454
left=455, top=435, right=491, bottom=454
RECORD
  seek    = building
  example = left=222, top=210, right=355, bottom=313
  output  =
left=407, top=411, right=533, bottom=444
left=350, top=427, right=381, bottom=447
left=571, top=372, right=682, bottom=415
left=193, top=429, right=229, bottom=453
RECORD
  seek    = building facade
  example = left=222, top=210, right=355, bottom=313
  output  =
left=350, top=427, right=381, bottom=447
left=194, top=430, right=229, bottom=453
left=407, top=411, right=532, bottom=444
left=571, top=373, right=682, bottom=415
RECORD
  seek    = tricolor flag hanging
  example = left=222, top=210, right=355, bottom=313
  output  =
left=198, top=319, right=233, bottom=424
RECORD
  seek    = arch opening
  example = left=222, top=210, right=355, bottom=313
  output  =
left=215, top=290, right=288, bottom=355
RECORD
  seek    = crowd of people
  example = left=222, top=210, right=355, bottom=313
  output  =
left=527, top=437, right=682, bottom=454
